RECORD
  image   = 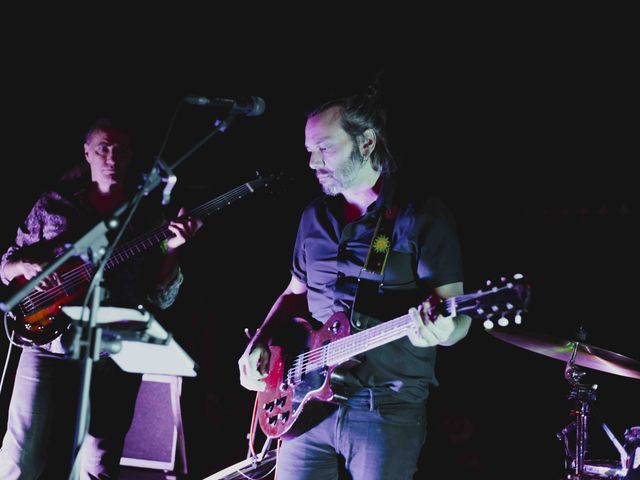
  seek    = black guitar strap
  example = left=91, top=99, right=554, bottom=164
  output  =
left=349, top=203, right=399, bottom=332
left=363, top=206, right=399, bottom=276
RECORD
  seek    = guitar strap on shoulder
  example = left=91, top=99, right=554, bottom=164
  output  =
left=347, top=177, right=399, bottom=332
left=349, top=205, right=399, bottom=332
left=363, top=206, right=399, bottom=276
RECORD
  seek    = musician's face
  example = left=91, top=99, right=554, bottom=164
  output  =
left=84, top=127, right=132, bottom=190
left=305, top=106, right=365, bottom=196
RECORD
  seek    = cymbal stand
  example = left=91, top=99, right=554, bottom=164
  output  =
left=559, top=333, right=599, bottom=479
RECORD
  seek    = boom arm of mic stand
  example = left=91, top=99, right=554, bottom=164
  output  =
left=169, top=110, right=239, bottom=172
left=139, top=110, right=239, bottom=209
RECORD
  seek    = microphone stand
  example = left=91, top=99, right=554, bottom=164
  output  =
left=169, top=110, right=239, bottom=171
left=67, top=107, right=243, bottom=479
left=0, top=105, right=247, bottom=478
left=69, top=232, right=111, bottom=478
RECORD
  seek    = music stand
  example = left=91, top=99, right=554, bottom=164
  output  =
left=62, top=306, right=197, bottom=377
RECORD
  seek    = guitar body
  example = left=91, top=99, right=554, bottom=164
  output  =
left=257, top=311, right=353, bottom=439
left=8, top=257, right=91, bottom=345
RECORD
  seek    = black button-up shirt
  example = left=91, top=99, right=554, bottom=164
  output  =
left=292, top=175, right=463, bottom=403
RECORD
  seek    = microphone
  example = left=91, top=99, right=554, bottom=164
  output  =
left=184, top=95, right=266, bottom=116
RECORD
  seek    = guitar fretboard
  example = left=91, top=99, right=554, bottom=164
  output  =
left=286, top=282, right=526, bottom=384
left=19, top=177, right=273, bottom=315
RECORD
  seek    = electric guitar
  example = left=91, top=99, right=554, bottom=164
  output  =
left=7, top=173, right=281, bottom=346
left=257, top=274, right=530, bottom=438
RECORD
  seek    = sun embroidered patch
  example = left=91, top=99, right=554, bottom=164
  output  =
left=372, top=234, right=390, bottom=254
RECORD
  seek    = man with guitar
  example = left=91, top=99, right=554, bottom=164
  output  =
left=0, top=117, right=202, bottom=478
left=238, top=89, right=472, bottom=479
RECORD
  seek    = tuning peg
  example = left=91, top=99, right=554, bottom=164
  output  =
left=498, top=317, right=509, bottom=327
left=514, top=312, right=523, bottom=324
left=513, top=273, right=523, bottom=280
left=485, top=279, right=492, bottom=287
left=483, top=319, right=494, bottom=330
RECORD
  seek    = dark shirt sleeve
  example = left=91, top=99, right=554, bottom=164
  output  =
left=416, top=199, right=464, bottom=288
left=291, top=209, right=309, bottom=285
left=124, top=206, right=185, bottom=310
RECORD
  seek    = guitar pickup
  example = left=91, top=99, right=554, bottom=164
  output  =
left=275, top=396, right=287, bottom=407
left=264, top=401, right=275, bottom=412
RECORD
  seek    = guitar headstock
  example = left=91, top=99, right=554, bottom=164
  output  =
left=451, top=273, right=531, bottom=330
left=249, top=171, right=287, bottom=195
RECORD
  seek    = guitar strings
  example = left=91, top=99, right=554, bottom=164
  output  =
left=22, top=225, right=172, bottom=310
left=285, top=290, right=520, bottom=381
left=23, top=230, right=168, bottom=311
left=287, top=315, right=413, bottom=382
left=20, top=185, right=257, bottom=312
left=287, top=327, right=410, bottom=383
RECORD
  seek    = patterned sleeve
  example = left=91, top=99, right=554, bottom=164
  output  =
left=416, top=198, right=464, bottom=288
left=146, top=266, right=184, bottom=310
left=0, top=195, right=50, bottom=285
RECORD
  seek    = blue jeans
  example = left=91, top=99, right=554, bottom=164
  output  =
left=276, top=390, right=427, bottom=480
left=0, top=349, right=141, bottom=479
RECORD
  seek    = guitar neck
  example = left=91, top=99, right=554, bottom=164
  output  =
left=104, top=180, right=261, bottom=270
left=18, top=176, right=275, bottom=312
left=297, top=286, right=521, bottom=371
left=326, top=314, right=414, bottom=366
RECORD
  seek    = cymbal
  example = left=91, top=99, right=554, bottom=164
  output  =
left=487, top=329, right=640, bottom=379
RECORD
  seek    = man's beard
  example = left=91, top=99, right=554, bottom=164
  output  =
left=319, top=148, right=366, bottom=196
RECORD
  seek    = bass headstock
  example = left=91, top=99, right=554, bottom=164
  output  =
left=248, top=170, right=288, bottom=196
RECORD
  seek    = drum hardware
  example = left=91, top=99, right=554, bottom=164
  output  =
left=487, top=326, right=640, bottom=479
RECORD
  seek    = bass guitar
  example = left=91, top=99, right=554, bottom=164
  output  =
left=7, top=173, right=280, bottom=346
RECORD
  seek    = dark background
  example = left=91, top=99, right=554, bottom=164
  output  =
left=0, top=24, right=637, bottom=479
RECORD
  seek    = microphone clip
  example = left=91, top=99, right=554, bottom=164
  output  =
left=144, top=157, right=177, bottom=206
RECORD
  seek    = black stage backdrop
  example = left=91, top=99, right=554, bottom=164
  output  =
left=0, top=31, right=637, bottom=480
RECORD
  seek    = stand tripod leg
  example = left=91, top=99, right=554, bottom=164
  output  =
left=574, top=399, right=589, bottom=478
